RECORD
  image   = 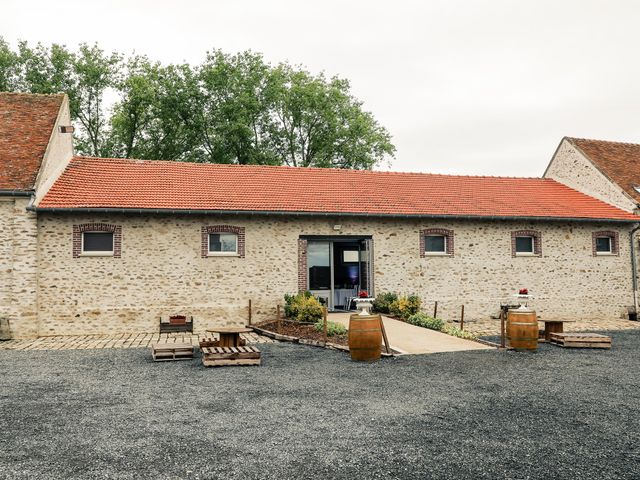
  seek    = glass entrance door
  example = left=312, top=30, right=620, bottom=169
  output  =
left=307, top=241, right=332, bottom=309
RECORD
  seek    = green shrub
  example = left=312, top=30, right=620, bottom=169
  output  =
left=389, top=294, right=422, bottom=319
left=442, top=325, right=477, bottom=340
left=407, top=313, right=443, bottom=331
left=372, top=292, right=398, bottom=314
left=284, top=292, right=323, bottom=323
left=313, top=320, right=348, bottom=336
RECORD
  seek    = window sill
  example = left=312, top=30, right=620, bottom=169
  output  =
left=207, top=252, right=240, bottom=257
left=423, top=252, right=451, bottom=257
left=595, top=252, right=616, bottom=256
left=514, top=253, right=539, bottom=257
left=79, top=252, right=114, bottom=257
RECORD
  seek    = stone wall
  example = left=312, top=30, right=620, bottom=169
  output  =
left=544, top=138, right=637, bottom=212
left=36, top=213, right=636, bottom=336
left=0, top=197, right=39, bottom=338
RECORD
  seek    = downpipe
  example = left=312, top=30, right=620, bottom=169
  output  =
left=630, top=224, right=640, bottom=319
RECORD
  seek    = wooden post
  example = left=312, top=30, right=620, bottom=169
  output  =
left=323, top=307, right=328, bottom=345
left=500, top=307, right=506, bottom=348
left=460, top=305, right=465, bottom=331
left=380, top=315, right=391, bottom=354
left=248, top=299, right=252, bottom=325
left=433, top=301, right=438, bottom=318
left=277, top=304, right=282, bottom=334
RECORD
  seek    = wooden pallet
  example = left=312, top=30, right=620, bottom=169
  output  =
left=199, top=337, right=247, bottom=348
left=201, top=345, right=261, bottom=367
left=549, top=332, right=612, bottom=349
left=152, top=343, right=195, bottom=361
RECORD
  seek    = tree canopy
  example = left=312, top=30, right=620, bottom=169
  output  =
left=0, top=38, right=395, bottom=169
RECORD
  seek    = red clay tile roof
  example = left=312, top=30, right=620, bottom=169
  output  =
left=568, top=137, right=640, bottom=204
left=0, top=92, right=64, bottom=191
left=38, top=156, right=639, bottom=221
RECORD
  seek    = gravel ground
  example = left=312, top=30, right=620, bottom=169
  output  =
left=1, top=331, right=639, bottom=480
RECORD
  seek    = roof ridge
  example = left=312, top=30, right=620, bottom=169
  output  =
left=71, top=156, right=545, bottom=180
left=567, top=136, right=640, bottom=148
left=0, top=91, right=66, bottom=98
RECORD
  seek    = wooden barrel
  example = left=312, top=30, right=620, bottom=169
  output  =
left=507, top=309, right=538, bottom=351
left=348, top=313, right=382, bottom=362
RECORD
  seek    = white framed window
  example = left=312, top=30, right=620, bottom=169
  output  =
left=514, top=236, right=535, bottom=255
left=208, top=232, right=238, bottom=256
left=425, top=235, right=447, bottom=254
left=81, top=231, right=114, bottom=256
left=595, top=236, right=613, bottom=254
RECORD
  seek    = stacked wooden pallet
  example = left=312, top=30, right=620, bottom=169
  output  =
left=201, top=346, right=262, bottom=367
left=549, top=332, right=612, bottom=349
left=151, top=343, right=195, bottom=361
left=198, top=337, right=247, bottom=348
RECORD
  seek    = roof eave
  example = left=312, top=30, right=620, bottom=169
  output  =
left=28, top=205, right=640, bottom=223
left=0, top=189, right=34, bottom=197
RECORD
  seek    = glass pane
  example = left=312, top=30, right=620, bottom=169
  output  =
left=308, top=242, right=331, bottom=290
left=515, top=236, right=534, bottom=253
left=83, top=232, right=113, bottom=252
left=343, top=250, right=359, bottom=263
left=425, top=235, right=446, bottom=252
left=209, top=233, right=237, bottom=253
left=596, top=237, right=612, bottom=252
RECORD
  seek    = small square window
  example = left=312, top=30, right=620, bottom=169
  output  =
left=515, top=236, right=534, bottom=254
left=209, top=233, right=238, bottom=255
left=595, top=236, right=613, bottom=254
left=82, top=232, right=114, bottom=255
left=425, top=235, right=447, bottom=253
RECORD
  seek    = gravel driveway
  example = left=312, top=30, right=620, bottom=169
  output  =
left=1, top=331, right=639, bottom=480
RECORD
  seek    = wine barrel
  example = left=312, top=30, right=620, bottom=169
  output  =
left=348, top=313, right=382, bottom=362
left=507, top=308, right=538, bottom=351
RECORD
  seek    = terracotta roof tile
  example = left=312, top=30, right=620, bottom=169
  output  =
left=0, top=92, right=64, bottom=191
left=38, top=156, right=639, bottom=221
left=568, top=137, right=640, bottom=204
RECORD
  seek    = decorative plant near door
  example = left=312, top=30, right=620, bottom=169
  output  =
left=284, top=292, right=323, bottom=323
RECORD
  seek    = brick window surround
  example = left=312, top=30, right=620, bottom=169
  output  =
left=511, top=230, right=542, bottom=257
left=420, top=228, right=454, bottom=257
left=298, top=238, right=308, bottom=292
left=592, top=230, right=619, bottom=256
left=201, top=225, right=245, bottom=258
left=73, top=223, right=122, bottom=258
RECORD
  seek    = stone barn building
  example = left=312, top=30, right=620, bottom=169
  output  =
left=1, top=93, right=639, bottom=338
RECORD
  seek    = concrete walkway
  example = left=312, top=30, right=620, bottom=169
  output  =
left=329, top=312, right=493, bottom=355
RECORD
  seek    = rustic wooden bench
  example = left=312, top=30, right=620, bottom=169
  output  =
left=549, top=332, right=612, bottom=349
left=159, top=315, right=194, bottom=333
left=201, top=345, right=262, bottom=367
left=151, top=343, right=195, bottom=361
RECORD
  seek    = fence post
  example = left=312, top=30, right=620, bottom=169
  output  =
left=248, top=299, right=252, bottom=326
left=277, top=304, right=282, bottom=334
left=433, top=301, right=438, bottom=318
left=323, top=307, right=328, bottom=344
left=460, top=305, right=465, bottom=331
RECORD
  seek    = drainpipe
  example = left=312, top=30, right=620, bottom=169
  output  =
left=630, top=224, right=640, bottom=318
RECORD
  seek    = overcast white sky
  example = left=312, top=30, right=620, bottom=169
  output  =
left=2, top=0, right=639, bottom=176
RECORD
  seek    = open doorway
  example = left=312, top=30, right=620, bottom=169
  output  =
left=305, top=236, right=373, bottom=311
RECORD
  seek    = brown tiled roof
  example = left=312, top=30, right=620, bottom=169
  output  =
left=568, top=137, right=640, bottom=204
left=0, top=92, right=64, bottom=191
left=37, top=156, right=639, bottom=222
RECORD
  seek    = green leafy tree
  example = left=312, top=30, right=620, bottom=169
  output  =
left=0, top=38, right=395, bottom=169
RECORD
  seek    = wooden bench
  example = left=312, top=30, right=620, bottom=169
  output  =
left=159, top=315, right=194, bottom=333
left=549, top=332, right=612, bottom=349
left=201, top=345, right=262, bottom=367
left=151, top=343, right=195, bottom=361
